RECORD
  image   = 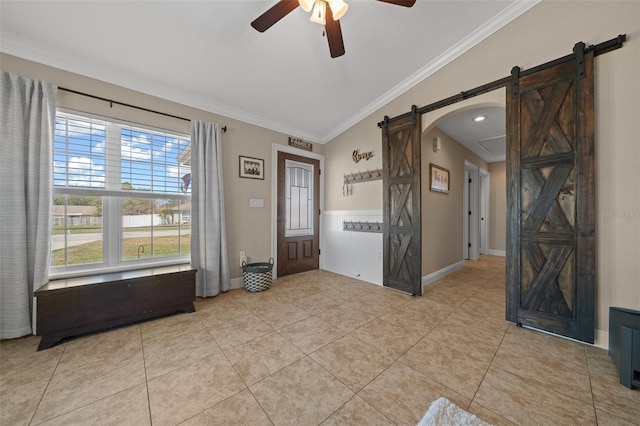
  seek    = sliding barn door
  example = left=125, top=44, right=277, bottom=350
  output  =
left=382, top=107, right=421, bottom=296
left=506, top=43, right=595, bottom=343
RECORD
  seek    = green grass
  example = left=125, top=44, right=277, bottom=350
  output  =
left=53, top=225, right=102, bottom=235
left=52, top=235, right=191, bottom=266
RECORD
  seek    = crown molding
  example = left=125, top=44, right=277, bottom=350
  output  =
left=1, top=0, right=538, bottom=145
left=1, top=38, right=323, bottom=143
left=320, top=0, right=540, bottom=143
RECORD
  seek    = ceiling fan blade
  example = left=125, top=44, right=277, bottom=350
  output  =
left=375, top=0, right=416, bottom=7
left=325, top=12, right=345, bottom=58
left=251, top=0, right=300, bottom=32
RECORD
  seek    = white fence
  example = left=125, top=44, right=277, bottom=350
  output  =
left=122, top=214, right=163, bottom=228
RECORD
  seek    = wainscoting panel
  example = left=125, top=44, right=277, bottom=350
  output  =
left=321, top=210, right=383, bottom=286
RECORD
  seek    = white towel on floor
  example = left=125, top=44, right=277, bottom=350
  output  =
left=417, top=397, right=491, bottom=426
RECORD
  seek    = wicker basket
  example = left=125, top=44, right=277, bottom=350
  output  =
left=242, top=258, right=274, bottom=292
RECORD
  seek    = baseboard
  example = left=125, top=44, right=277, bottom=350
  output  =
left=230, top=277, right=244, bottom=290
left=322, top=264, right=382, bottom=286
left=488, top=249, right=506, bottom=257
left=594, top=329, right=609, bottom=350
left=322, top=209, right=383, bottom=216
left=421, top=260, right=466, bottom=288
left=522, top=324, right=610, bottom=351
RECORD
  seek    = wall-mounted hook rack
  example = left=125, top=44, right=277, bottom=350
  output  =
left=343, top=221, right=383, bottom=233
left=343, top=168, right=383, bottom=185
left=343, top=168, right=383, bottom=196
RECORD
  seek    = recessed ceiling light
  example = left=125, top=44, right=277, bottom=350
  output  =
left=473, top=115, right=486, bottom=122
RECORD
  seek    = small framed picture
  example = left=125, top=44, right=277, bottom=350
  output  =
left=429, top=163, right=450, bottom=194
left=239, top=155, right=264, bottom=180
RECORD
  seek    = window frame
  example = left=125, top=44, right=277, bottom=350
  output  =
left=50, top=109, right=192, bottom=279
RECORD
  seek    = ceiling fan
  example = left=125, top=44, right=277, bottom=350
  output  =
left=251, top=0, right=416, bottom=58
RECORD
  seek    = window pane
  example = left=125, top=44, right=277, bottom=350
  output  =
left=285, top=160, right=314, bottom=237
left=51, top=195, right=103, bottom=266
left=54, top=116, right=106, bottom=188
left=51, top=111, right=191, bottom=274
left=155, top=199, right=191, bottom=257
left=122, top=197, right=154, bottom=261
left=120, top=128, right=191, bottom=195
left=122, top=197, right=191, bottom=260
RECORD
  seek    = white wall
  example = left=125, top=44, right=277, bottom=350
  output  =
left=322, top=210, right=383, bottom=285
left=323, top=0, right=640, bottom=347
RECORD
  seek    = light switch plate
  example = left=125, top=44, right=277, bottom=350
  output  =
left=249, top=198, right=264, bottom=208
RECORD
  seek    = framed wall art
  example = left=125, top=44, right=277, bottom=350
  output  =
left=239, top=155, right=264, bottom=180
left=429, top=163, right=450, bottom=194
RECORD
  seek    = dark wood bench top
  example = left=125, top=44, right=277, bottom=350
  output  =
left=36, top=264, right=196, bottom=296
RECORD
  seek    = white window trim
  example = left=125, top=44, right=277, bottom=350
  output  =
left=50, top=109, right=191, bottom=279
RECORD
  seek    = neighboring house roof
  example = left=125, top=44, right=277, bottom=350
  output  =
left=177, top=145, right=191, bottom=166
left=169, top=202, right=191, bottom=212
left=52, top=205, right=97, bottom=216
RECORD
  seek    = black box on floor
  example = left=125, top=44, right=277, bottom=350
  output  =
left=609, top=307, right=640, bottom=389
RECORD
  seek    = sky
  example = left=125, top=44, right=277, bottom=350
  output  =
left=53, top=114, right=191, bottom=194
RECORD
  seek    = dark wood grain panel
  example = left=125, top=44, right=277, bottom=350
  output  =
left=277, top=152, right=320, bottom=277
left=382, top=109, right=421, bottom=296
left=303, top=240, right=312, bottom=258
left=506, top=44, right=595, bottom=343
left=35, top=267, right=196, bottom=350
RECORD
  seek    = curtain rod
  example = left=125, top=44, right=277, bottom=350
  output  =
left=58, top=87, right=227, bottom=133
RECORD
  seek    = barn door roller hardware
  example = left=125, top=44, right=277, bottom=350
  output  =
left=377, top=34, right=626, bottom=125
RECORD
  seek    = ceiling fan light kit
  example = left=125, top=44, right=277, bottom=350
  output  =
left=310, top=1, right=327, bottom=26
left=328, top=0, right=349, bottom=21
left=251, top=0, right=415, bottom=58
left=299, top=0, right=315, bottom=12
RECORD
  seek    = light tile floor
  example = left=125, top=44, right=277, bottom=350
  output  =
left=1, top=256, right=638, bottom=425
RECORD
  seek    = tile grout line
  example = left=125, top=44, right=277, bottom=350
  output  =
left=139, top=325, right=153, bottom=426
left=584, top=345, right=601, bottom=425
left=389, top=278, right=498, bottom=413
left=234, top=279, right=412, bottom=424
left=27, top=341, right=68, bottom=426
left=297, top=324, right=403, bottom=426
left=466, top=320, right=512, bottom=419
left=12, top=260, right=636, bottom=425
left=28, top=330, right=147, bottom=425
left=344, top=297, right=460, bottom=424
left=405, top=271, right=505, bottom=406
left=175, top=307, right=269, bottom=424
left=281, top=264, right=503, bottom=423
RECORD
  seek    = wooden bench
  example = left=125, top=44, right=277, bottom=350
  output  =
left=34, top=265, right=196, bottom=350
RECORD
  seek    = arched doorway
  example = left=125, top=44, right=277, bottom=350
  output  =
left=420, top=95, right=505, bottom=280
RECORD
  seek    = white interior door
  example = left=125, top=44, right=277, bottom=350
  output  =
left=464, top=161, right=480, bottom=261
left=463, top=170, right=470, bottom=260
left=479, top=169, right=490, bottom=255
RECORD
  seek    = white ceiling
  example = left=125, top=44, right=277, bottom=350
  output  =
left=0, top=0, right=536, bottom=145
left=437, top=106, right=506, bottom=163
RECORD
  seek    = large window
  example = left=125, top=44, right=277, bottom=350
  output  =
left=52, top=111, right=191, bottom=276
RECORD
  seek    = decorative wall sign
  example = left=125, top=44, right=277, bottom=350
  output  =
left=429, top=163, right=450, bottom=193
left=352, top=149, right=374, bottom=163
left=288, top=137, right=313, bottom=151
left=239, top=155, right=264, bottom=179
